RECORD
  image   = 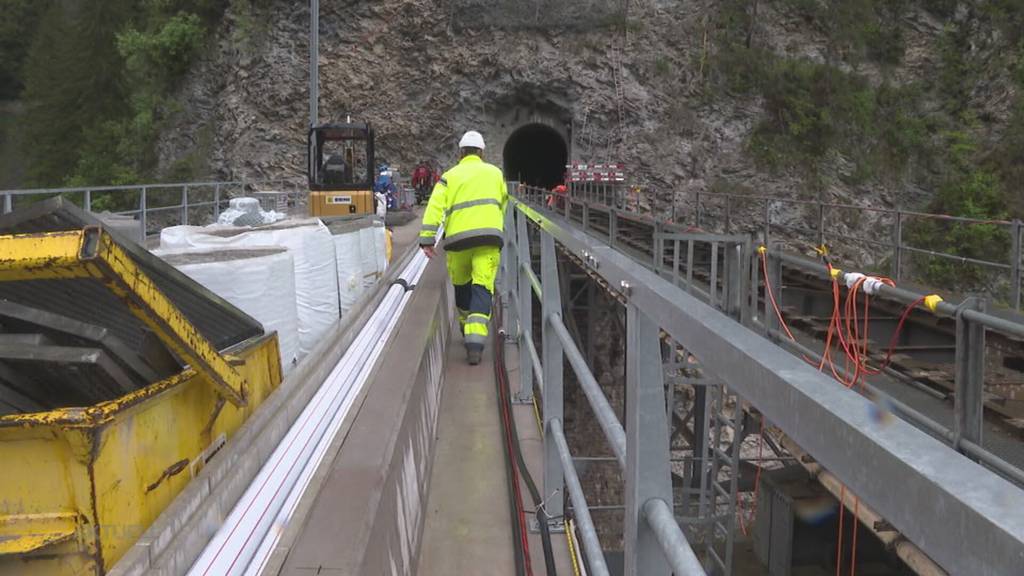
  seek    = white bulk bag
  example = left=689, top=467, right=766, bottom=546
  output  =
left=372, top=221, right=388, bottom=273
left=160, top=220, right=340, bottom=359
left=167, top=249, right=300, bottom=374
left=358, top=226, right=379, bottom=289
left=333, top=229, right=364, bottom=316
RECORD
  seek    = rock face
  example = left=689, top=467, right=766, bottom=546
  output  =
left=158, top=1, right=1016, bottom=269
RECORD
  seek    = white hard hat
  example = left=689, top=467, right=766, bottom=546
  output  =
left=459, top=130, right=486, bottom=150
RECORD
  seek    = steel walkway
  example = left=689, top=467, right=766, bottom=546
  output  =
left=419, top=331, right=572, bottom=576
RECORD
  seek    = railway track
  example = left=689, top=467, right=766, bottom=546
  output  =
left=529, top=192, right=1024, bottom=482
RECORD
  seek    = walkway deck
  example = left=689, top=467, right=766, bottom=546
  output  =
left=419, top=332, right=573, bottom=576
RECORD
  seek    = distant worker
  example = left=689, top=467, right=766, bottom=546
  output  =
left=420, top=130, right=508, bottom=365
left=546, top=184, right=568, bottom=210
left=412, top=162, right=433, bottom=205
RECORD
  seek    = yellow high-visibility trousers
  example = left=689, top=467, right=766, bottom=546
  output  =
left=445, top=245, right=500, bottom=350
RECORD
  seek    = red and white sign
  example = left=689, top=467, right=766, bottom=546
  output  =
left=566, top=162, right=626, bottom=183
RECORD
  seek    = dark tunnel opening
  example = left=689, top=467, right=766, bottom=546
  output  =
left=502, top=123, right=568, bottom=189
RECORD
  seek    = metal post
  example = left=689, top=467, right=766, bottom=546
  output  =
left=84, top=190, right=92, bottom=212
left=139, top=187, right=148, bottom=243
left=652, top=221, right=662, bottom=274
left=582, top=201, right=590, bottom=232
left=541, top=230, right=565, bottom=520
left=1011, top=219, right=1021, bottom=311
left=2, top=194, right=11, bottom=214
left=501, top=207, right=517, bottom=334
left=214, top=183, right=221, bottom=219
left=551, top=419, right=610, bottom=576
left=817, top=202, right=825, bottom=248
left=517, top=210, right=534, bottom=402
left=309, top=0, right=319, bottom=127
left=181, top=185, right=189, bottom=226
left=894, top=210, right=904, bottom=281
left=763, top=200, right=771, bottom=245
left=954, top=297, right=986, bottom=449
left=624, top=305, right=672, bottom=576
left=764, top=252, right=782, bottom=338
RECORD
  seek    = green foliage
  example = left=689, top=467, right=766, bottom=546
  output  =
left=0, top=0, right=51, bottom=99
left=118, top=12, right=206, bottom=84
left=741, top=56, right=927, bottom=180
left=653, top=56, right=671, bottom=77
left=776, top=0, right=908, bottom=66
left=14, top=0, right=230, bottom=189
left=907, top=130, right=1012, bottom=290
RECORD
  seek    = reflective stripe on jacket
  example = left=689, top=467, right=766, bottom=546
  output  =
left=419, top=155, right=507, bottom=251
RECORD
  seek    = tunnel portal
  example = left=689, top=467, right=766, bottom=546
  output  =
left=502, top=123, right=568, bottom=189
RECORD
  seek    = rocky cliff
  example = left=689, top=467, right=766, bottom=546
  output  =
left=159, top=1, right=1024, bottom=273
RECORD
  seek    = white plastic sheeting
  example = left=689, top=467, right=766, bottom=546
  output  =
left=218, top=197, right=286, bottom=226
left=160, top=220, right=340, bottom=360
left=373, top=221, right=388, bottom=276
left=168, top=250, right=300, bottom=374
left=358, top=226, right=379, bottom=290
left=333, top=229, right=364, bottom=316
left=187, top=251, right=429, bottom=576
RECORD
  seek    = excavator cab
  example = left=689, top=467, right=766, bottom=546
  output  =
left=308, top=121, right=376, bottom=217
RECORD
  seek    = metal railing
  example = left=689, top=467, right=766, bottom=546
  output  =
left=0, top=179, right=305, bottom=242
left=500, top=189, right=706, bottom=576
left=503, top=185, right=1024, bottom=575
left=537, top=184, right=1024, bottom=488
left=561, top=183, right=1024, bottom=311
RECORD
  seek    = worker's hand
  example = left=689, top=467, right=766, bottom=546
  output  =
left=421, top=245, right=435, bottom=259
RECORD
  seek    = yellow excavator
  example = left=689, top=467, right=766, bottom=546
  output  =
left=307, top=120, right=376, bottom=217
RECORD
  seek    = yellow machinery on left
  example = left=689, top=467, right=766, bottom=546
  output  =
left=0, top=199, right=282, bottom=575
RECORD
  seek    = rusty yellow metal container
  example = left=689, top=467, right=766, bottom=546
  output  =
left=0, top=333, right=280, bottom=575
left=0, top=216, right=284, bottom=575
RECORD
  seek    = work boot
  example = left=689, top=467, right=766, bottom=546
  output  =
left=467, top=346, right=482, bottom=366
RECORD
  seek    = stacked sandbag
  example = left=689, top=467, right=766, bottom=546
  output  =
left=160, top=219, right=339, bottom=360
left=372, top=220, right=388, bottom=273
left=358, top=225, right=380, bottom=289
left=162, top=248, right=300, bottom=374
left=325, top=219, right=370, bottom=317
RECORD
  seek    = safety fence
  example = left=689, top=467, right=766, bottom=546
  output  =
left=0, top=179, right=305, bottom=242
left=559, top=183, right=1024, bottom=311
left=505, top=184, right=1024, bottom=575
left=500, top=192, right=706, bottom=576
left=527, top=183, right=1024, bottom=488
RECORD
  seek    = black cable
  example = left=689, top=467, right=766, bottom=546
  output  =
left=494, top=309, right=527, bottom=576
left=495, top=296, right=559, bottom=576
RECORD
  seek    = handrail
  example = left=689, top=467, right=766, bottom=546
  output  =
left=643, top=499, right=705, bottom=576
left=549, top=312, right=627, bottom=468
left=0, top=178, right=298, bottom=196
left=505, top=192, right=1024, bottom=576
left=550, top=418, right=611, bottom=576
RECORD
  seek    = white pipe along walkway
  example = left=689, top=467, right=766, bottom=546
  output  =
left=188, top=251, right=429, bottom=576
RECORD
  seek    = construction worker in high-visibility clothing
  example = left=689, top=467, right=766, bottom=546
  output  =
left=420, top=130, right=508, bottom=365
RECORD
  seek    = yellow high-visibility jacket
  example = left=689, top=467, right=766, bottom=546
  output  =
left=419, top=154, right=508, bottom=251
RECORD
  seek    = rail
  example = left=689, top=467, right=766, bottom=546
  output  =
left=503, top=185, right=1024, bottom=575
left=549, top=184, right=1024, bottom=487
left=500, top=192, right=705, bottom=575
left=0, top=178, right=305, bottom=242
left=547, top=183, right=1024, bottom=311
